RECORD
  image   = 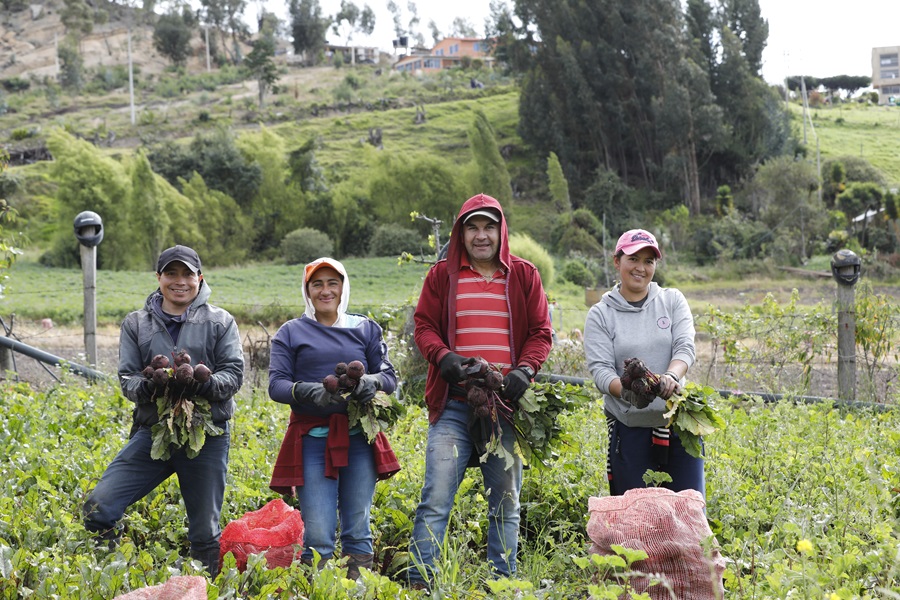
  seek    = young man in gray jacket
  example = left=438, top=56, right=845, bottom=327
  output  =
left=82, top=245, right=243, bottom=577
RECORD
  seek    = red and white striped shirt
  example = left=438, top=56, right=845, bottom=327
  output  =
left=454, top=261, right=512, bottom=373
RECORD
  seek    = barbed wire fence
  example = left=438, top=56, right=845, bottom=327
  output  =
left=2, top=286, right=899, bottom=404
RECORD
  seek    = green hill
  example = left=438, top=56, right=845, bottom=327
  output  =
left=793, top=101, right=900, bottom=187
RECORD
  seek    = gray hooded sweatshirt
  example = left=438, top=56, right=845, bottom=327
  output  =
left=584, top=282, right=695, bottom=428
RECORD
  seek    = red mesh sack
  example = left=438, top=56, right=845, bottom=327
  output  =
left=220, top=498, right=305, bottom=571
left=113, top=576, right=206, bottom=600
left=586, top=488, right=725, bottom=599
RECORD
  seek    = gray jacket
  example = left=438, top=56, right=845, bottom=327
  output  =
left=118, top=281, right=244, bottom=430
left=584, top=282, right=695, bottom=428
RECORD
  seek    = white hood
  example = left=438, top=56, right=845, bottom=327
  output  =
left=302, top=257, right=351, bottom=327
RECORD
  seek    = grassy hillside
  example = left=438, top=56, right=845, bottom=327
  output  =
left=792, top=101, right=900, bottom=186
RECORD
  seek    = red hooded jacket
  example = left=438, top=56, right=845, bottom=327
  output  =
left=413, top=193, right=553, bottom=424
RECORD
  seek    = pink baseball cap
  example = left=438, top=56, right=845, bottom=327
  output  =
left=615, top=229, right=661, bottom=258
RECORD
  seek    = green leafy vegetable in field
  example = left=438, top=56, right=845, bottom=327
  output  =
left=663, top=382, right=726, bottom=458
left=347, top=392, right=406, bottom=442
left=146, top=351, right=223, bottom=460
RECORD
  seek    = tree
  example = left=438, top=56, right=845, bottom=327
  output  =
left=819, top=75, right=872, bottom=99
left=753, top=156, right=827, bottom=262
left=721, top=0, right=768, bottom=76
left=153, top=8, right=194, bottom=66
left=200, top=0, right=249, bottom=64
left=837, top=183, right=884, bottom=224
left=289, top=0, right=329, bottom=65
left=243, top=36, right=279, bottom=108
left=387, top=0, right=423, bottom=48
left=467, top=109, right=512, bottom=206
left=332, top=0, right=376, bottom=46
left=0, top=148, right=23, bottom=298
left=180, top=174, right=253, bottom=265
left=147, top=128, right=261, bottom=209
left=546, top=152, right=571, bottom=213
left=61, top=0, right=105, bottom=45
left=57, top=39, right=84, bottom=90
left=236, top=127, right=307, bottom=255
left=450, top=17, right=478, bottom=38
left=365, top=152, right=465, bottom=227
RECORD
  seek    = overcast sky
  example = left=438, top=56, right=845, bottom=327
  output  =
left=257, top=0, right=899, bottom=84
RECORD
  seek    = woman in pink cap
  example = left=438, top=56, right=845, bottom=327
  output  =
left=583, top=229, right=703, bottom=497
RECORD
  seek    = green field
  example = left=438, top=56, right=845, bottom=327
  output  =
left=1, top=361, right=899, bottom=598
left=796, top=101, right=900, bottom=186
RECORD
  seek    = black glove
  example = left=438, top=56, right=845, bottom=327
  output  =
left=189, top=380, right=213, bottom=398
left=292, top=382, right=343, bottom=407
left=622, top=389, right=656, bottom=409
left=349, top=374, right=382, bottom=405
left=141, top=378, right=166, bottom=399
left=501, top=367, right=531, bottom=402
left=439, top=352, right=468, bottom=384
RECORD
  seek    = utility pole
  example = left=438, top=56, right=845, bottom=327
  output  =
left=205, top=26, right=211, bottom=72
left=128, top=26, right=135, bottom=125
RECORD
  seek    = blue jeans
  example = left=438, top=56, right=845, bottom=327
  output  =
left=409, top=400, right=523, bottom=584
left=82, top=424, right=231, bottom=554
left=607, top=417, right=705, bottom=497
left=295, top=432, right=376, bottom=560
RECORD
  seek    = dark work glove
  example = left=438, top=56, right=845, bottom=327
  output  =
left=141, top=378, right=166, bottom=399
left=292, top=382, right=343, bottom=407
left=189, top=380, right=213, bottom=398
left=439, top=352, right=469, bottom=384
left=349, top=374, right=382, bottom=405
left=501, top=367, right=531, bottom=403
left=622, top=389, right=656, bottom=409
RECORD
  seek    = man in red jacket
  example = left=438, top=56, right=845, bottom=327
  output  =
left=408, top=193, right=552, bottom=589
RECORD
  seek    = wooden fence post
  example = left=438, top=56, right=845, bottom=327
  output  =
left=74, top=211, right=104, bottom=367
left=831, top=249, right=861, bottom=401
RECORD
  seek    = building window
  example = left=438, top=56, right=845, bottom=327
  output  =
left=882, top=69, right=900, bottom=79
left=880, top=53, right=899, bottom=67
left=424, top=58, right=440, bottom=68
left=450, top=43, right=459, bottom=55
left=882, top=85, right=900, bottom=94
left=436, top=49, right=443, bottom=56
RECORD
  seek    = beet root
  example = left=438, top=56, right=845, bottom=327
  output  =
left=323, top=374, right=340, bottom=394
left=464, top=356, right=490, bottom=378
left=483, top=370, right=504, bottom=391
left=347, top=360, right=365, bottom=380
left=174, top=363, right=194, bottom=383
left=151, top=354, right=170, bottom=370
left=193, top=363, right=212, bottom=383
left=152, top=368, right=170, bottom=387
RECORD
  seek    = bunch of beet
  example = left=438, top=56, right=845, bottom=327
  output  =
left=323, top=360, right=366, bottom=395
left=462, top=357, right=509, bottom=419
left=141, top=350, right=212, bottom=399
left=621, top=357, right=662, bottom=397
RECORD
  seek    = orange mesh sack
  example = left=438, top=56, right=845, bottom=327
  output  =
left=586, top=488, right=725, bottom=599
left=113, top=576, right=206, bottom=600
left=220, top=498, right=305, bottom=571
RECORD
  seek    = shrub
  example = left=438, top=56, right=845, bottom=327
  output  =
left=561, top=259, right=594, bottom=288
left=369, top=223, right=428, bottom=257
left=281, top=227, right=333, bottom=265
left=1, top=77, right=30, bottom=92
left=509, top=232, right=555, bottom=285
left=10, top=127, right=36, bottom=141
left=551, top=209, right=604, bottom=256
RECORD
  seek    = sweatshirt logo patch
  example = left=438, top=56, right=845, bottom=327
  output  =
left=657, top=316, right=671, bottom=329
